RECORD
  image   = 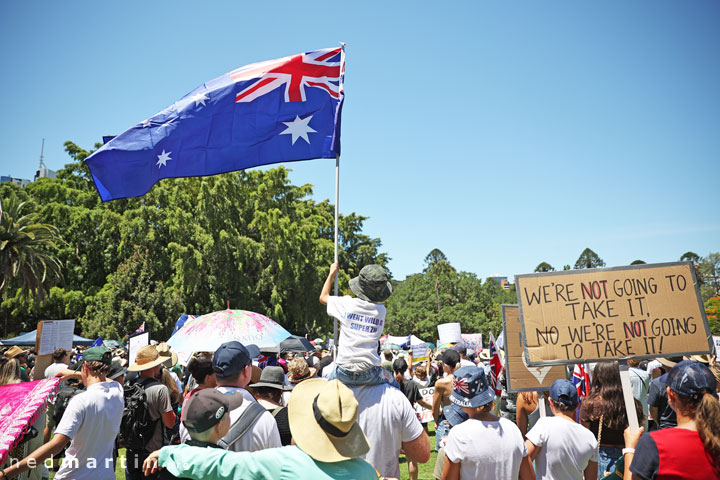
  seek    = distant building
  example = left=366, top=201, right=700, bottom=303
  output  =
left=0, top=175, right=31, bottom=187
left=34, top=167, right=56, bottom=181
left=489, top=274, right=511, bottom=290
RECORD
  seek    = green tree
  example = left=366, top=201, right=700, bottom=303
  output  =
left=534, top=262, right=554, bottom=272
left=698, top=253, right=720, bottom=299
left=574, top=248, right=605, bottom=269
left=680, top=251, right=700, bottom=264
left=630, top=259, right=646, bottom=265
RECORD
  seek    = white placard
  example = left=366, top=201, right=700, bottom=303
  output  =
left=437, top=323, right=462, bottom=345
left=38, top=320, right=75, bottom=355
left=411, top=344, right=429, bottom=362
left=128, top=332, right=150, bottom=367
left=714, top=336, right=720, bottom=356
left=413, top=386, right=435, bottom=424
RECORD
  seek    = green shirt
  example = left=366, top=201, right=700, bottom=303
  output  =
left=159, top=444, right=379, bottom=480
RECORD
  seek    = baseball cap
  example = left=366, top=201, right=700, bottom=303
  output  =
left=183, top=388, right=244, bottom=433
left=667, top=360, right=717, bottom=401
left=452, top=342, right=466, bottom=354
left=440, top=349, right=460, bottom=368
left=212, top=341, right=260, bottom=378
left=549, top=379, right=579, bottom=409
left=449, top=366, right=495, bottom=408
left=82, top=347, right=112, bottom=365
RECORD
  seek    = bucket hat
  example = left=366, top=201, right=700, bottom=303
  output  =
left=156, top=343, right=178, bottom=368
left=442, top=403, right=469, bottom=427
left=349, top=264, right=392, bottom=303
left=288, top=378, right=369, bottom=462
left=249, top=366, right=292, bottom=390
left=449, top=366, right=495, bottom=408
left=128, top=345, right=166, bottom=372
left=4, top=346, right=29, bottom=359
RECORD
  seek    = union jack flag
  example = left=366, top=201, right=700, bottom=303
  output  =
left=231, top=47, right=343, bottom=103
left=488, top=332, right=503, bottom=396
left=572, top=363, right=591, bottom=399
left=453, top=377, right=470, bottom=395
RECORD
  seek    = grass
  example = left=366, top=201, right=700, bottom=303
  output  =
left=399, top=421, right=439, bottom=480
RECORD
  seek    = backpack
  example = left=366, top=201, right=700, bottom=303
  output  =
left=217, top=401, right=266, bottom=450
left=53, top=380, right=85, bottom=425
left=119, top=377, right=160, bottom=451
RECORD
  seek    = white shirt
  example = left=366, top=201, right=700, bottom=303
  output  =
left=45, top=362, right=68, bottom=379
left=327, top=296, right=386, bottom=368
left=629, top=367, right=650, bottom=420
left=459, top=359, right=475, bottom=368
left=216, top=386, right=281, bottom=452
left=349, top=383, right=424, bottom=479
left=445, top=417, right=527, bottom=480
left=526, top=416, right=599, bottom=480
left=54, top=381, right=124, bottom=480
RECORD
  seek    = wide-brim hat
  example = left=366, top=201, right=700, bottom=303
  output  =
left=287, top=358, right=317, bottom=383
left=478, top=349, right=491, bottom=361
left=442, top=403, right=469, bottom=427
left=128, top=345, right=167, bottom=371
left=5, top=346, right=29, bottom=358
left=349, top=264, right=392, bottom=303
left=250, top=366, right=292, bottom=390
left=156, top=343, right=178, bottom=368
left=450, top=366, right=496, bottom=408
left=288, top=378, right=369, bottom=462
left=658, top=356, right=683, bottom=369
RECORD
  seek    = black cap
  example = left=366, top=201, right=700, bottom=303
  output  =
left=392, top=358, right=408, bottom=373
left=440, top=349, right=460, bottom=368
left=183, top=388, right=244, bottom=433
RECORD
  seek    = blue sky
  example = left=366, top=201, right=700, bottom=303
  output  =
left=1, top=1, right=718, bottom=281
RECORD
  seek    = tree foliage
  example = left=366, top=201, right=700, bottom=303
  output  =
left=574, top=248, right=605, bottom=269
left=2, top=142, right=387, bottom=339
left=534, top=262, right=554, bottom=272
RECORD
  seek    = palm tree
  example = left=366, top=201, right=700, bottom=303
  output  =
left=0, top=192, right=63, bottom=300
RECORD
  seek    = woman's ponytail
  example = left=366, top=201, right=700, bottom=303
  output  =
left=695, top=391, right=720, bottom=473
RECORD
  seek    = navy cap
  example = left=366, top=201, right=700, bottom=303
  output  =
left=452, top=342, right=466, bottom=354
left=212, top=341, right=260, bottom=378
left=449, top=366, right=495, bottom=408
left=667, top=360, right=717, bottom=400
left=550, top=379, right=579, bottom=408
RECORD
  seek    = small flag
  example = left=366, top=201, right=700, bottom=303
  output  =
left=488, top=332, right=503, bottom=396
left=132, top=322, right=145, bottom=336
left=572, top=363, right=591, bottom=399
left=85, top=47, right=346, bottom=201
left=90, top=337, right=104, bottom=348
left=401, top=334, right=412, bottom=349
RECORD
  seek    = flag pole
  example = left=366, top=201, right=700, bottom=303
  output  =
left=333, top=154, right=340, bottom=358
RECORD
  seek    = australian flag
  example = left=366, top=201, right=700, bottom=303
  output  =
left=85, top=47, right=345, bottom=201
left=572, top=363, right=591, bottom=399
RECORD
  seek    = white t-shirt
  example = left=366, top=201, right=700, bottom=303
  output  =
left=349, top=383, right=424, bottom=479
left=445, top=417, right=527, bottom=480
left=327, top=296, right=386, bottom=368
left=629, top=367, right=650, bottom=419
left=54, top=381, right=124, bottom=480
left=45, top=362, right=68, bottom=379
left=526, top=416, right=599, bottom=480
left=216, top=386, right=282, bottom=452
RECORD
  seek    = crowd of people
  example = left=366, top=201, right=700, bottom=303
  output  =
left=1, top=262, right=719, bottom=480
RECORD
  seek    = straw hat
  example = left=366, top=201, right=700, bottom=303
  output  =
left=5, top=346, right=29, bottom=359
left=128, top=345, right=166, bottom=371
left=287, top=357, right=317, bottom=383
left=288, top=379, right=369, bottom=462
left=689, top=354, right=711, bottom=365
left=658, top=356, right=683, bottom=369
left=156, top=343, right=178, bottom=368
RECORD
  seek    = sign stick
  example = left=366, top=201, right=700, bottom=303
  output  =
left=618, top=360, right=640, bottom=431
left=539, top=391, right=547, bottom=418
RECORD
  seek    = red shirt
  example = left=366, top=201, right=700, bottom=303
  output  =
left=630, top=428, right=718, bottom=480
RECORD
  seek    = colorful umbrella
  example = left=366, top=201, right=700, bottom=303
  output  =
left=167, top=309, right=292, bottom=354
left=0, top=378, right=60, bottom=465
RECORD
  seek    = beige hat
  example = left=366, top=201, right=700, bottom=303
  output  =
left=689, top=354, right=711, bottom=365
left=156, top=343, right=178, bottom=368
left=287, top=357, right=317, bottom=383
left=128, top=345, right=166, bottom=371
left=288, top=379, right=369, bottom=462
left=479, top=349, right=491, bottom=361
left=5, top=346, right=29, bottom=359
left=658, top=356, right=683, bottom=369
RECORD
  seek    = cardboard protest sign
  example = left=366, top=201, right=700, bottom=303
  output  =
left=516, top=262, right=713, bottom=366
left=413, top=386, right=434, bottom=423
left=502, top=305, right=566, bottom=392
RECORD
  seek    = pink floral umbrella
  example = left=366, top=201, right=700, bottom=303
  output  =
left=0, top=378, right=59, bottom=465
left=167, top=309, right=292, bottom=354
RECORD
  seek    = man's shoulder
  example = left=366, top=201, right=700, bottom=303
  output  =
left=435, top=376, right=452, bottom=390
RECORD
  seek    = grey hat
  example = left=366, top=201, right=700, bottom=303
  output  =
left=349, top=265, right=392, bottom=303
left=249, top=366, right=292, bottom=390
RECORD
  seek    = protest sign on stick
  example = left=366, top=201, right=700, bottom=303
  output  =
left=515, top=262, right=713, bottom=366
left=502, top=305, right=565, bottom=392
left=714, top=336, right=720, bottom=357
left=128, top=331, right=150, bottom=367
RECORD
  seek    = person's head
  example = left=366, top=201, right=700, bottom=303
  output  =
left=549, top=379, right=579, bottom=416
left=187, top=352, right=216, bottom=387
left=0, top=357, right=22, bottom=385
left=128, top=345, right=166, bottom=379
left=52, top=348, right=70, bottom=364
left=415, top=364, right=427, bottom=381
left=249, top=366, right=290, bottom=405
left=287, top=357, right=316, bottom=384
left=156, top=343, right=178, bottom=369
left=80, top=347, right=113, bottom=383
left=288, top=378, right=369, bottom=462
left=5, top=346, right=29, bottom=362
left=383, top=350, right=393, bottom=361
left=349, top=264, right=392, bottom=303
left=183, top=388, right=244, bottom=443
left=453, top=343, right=467, bottom=359
left=666, top=360, right=720, bottom=467
left=449, top=366, right=496, bottom=416
left=587, top=361, right=641, bottom=430
left=393, top=358, right=408, bottom=381
left=440, top=349, right=460, bottom=375
left=108, top=360, right=127, bottom=385
left=212, top=341, right=259, bottom=388
left=627, top=358, right=641, bottom=368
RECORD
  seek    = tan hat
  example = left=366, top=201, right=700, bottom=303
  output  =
left=156, top=343, right=178, bottom=368
left=287, top=357, right=317, bottom=383
left=288, top=378, right=369, bottom=462
left=479, top=349, right=491, bottom=361
left=5, top=346, right=29, bottom=359
left=689, top=354, right=711, bottom=365
left=128, top=345, right=166, bottom=371
left=658, top=356, right=683, bottom=369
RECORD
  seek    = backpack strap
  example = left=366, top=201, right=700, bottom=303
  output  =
left=217, top=401, right=267, bottom=450
left=271, top=406, right=283, bottom=418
